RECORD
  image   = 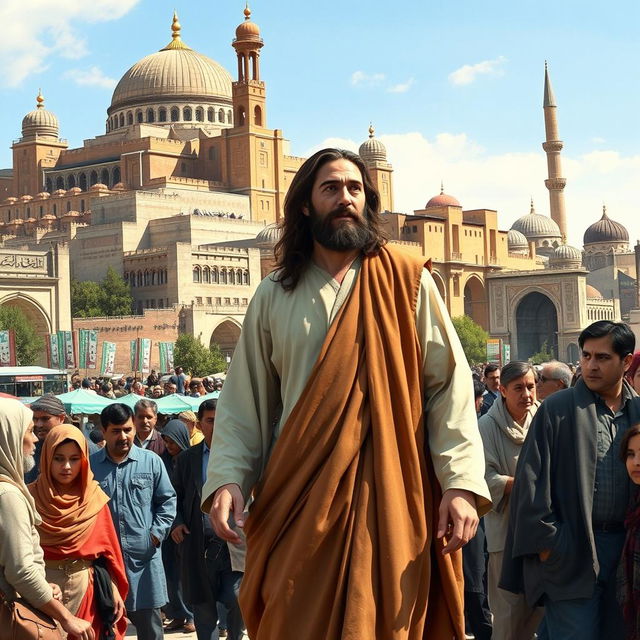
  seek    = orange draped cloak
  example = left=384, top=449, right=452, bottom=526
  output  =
left=239, top=246, right=465, bottom=640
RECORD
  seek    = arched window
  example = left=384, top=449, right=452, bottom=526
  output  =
left=56, top=177, right=64, bottom=190
left=100, top=169, right=109, bottom=186
left=195, top=107, right=204, bottom=122
left=66, top=175, right=76, bottom=189
left=227, top=110, right=232, bottom=124
left=254, top=105, right=262, bottom=126
left=238, top=269, right=245, bottom=284
left=203, top=266, right=210, bottom=283
left=127, top=111, right=133, bottom=125
left=237, top=107, right=246, bottom=126
left=113, top=167, right=121, bottom=185
left=229, top=269, right=236, bottom=285
left=80, top=199, right=85, bottom=212
left=207, top=108, right=214, bottom=122
left=66, top=201, right=71, bottom=212
left=151, top=270, right=156, bottom=285
left=45, top=178, right=52, bottom=193
left=171, top=107, right=179, bottom=122
left=183, top=107, right=192, bottom=121
left=221, top=268, right=228, bottom=284
left=164, top=269, right=168, bottom=283
left=90, top=171, right=98, bottom=186
left=218, top=108, right=225, bottom=123
left=26, top=207, right=30, bottom=218
left=119, top=113, right=124, bottom=127
left=212, top=267, right=219, bottom=283
left=79, top=174, right=87, bottom=191
left=52, top=204, right=57, bottom=215
left=159, top=108, right=167, bottom=122
left=137, top=271, right=143, bottom=286
left=39, top=206, right=44, bottom=217
left=147, top=108, right=155, bottom=123
left=192, top=266, right=201, bottom=283
left=136, top=110, right=143, bottom=123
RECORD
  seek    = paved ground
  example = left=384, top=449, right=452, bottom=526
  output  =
left=125, top=622, right=248, bottom=639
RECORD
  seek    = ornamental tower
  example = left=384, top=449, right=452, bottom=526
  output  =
left=358, top=125, right=394, bottom=212
left=542, top=62, right=568, bottom=239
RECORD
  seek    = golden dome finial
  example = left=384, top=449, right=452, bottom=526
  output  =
left=244, top=2, right=251, bottom=20
left=171, top=11, right=181, bottom=39
left=529, top=198, right=535, bottom=214
left=368, top=123, right=375, bottom=138
left=440, top=180, right=444, bottom=195
left=160, top=10, right=191, bottom=51
left=36, top=89, right=44, bottom=109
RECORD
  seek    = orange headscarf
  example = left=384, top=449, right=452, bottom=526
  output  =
left=28, top=424, right=109, bottom=551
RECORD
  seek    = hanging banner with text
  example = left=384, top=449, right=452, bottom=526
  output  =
left=78, top=329, right=98, bottom=369
left=59, top=331, right=77, bottom=369
left=100, top=342, right=117, bottom=376
left=0, top=330, right=16, bottom=366
left=157, top=342, right=175, bottom=373
left=138, top=338, right=152, bottom=374
left=47, top=334, right=61, bottom=369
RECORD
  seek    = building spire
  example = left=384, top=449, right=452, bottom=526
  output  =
left=542, top=62, right=568, bottom=238
left=440, top=180, right=445, bottom=195
left=36, top=89, right=44, bottom=109
left=161, top=11, right=191, bottom=51
left=368, top=123, right=375, bottom=138
left=530, top=197, right=535, bottom=213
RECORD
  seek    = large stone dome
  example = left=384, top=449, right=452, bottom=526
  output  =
left=511, top=200, right=561, bottom=240
left=107, top=13, right=233, bottom=131
left=583, top=206, right=629, bottom=245
left=22, top=92, right=59, bottom=140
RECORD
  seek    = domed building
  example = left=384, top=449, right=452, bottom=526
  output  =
left=507, top=229, right=529, bottom=254
left=548, top=242, right=582, bottom=269
left=358, top=125, right=393, bottom=212
left=510, top=200, right=561, bottom=258
left=583, top=205, right=630, bottom=270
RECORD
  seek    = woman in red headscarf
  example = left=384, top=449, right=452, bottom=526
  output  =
left=28, top=424, right=128, bottom=640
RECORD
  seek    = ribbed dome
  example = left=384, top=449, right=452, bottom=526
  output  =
left=22, top=92, right=59, bottom=139
left=586, top=285, right=603, bottom=299
left=511, top=201, right=561, bottom=240
left=256, top=223, right=281, bottom=247
left=110, top=14, right=232, bottom=112
left=359, top=125, right=387, bottom=163
left=549, top=243, right=582, bottom=269
left=583, top=206, right=629, bottom=245
left=507, top=229, right=529, bottom=252
left=426, top=183, right=460, bottom=209
left=235, top=6, right=261, bottom=39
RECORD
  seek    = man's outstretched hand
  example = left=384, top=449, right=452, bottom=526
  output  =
left=209, top=483, right=245, bottom=545
left=437, top=488, right=479, bottom=555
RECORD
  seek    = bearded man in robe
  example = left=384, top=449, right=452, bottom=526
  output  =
left=202, top=148, right=491, bottom=640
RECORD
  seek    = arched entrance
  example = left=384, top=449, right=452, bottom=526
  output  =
left=463, top=275, right=488, bottom=330
left=0, top=296, right=51, bottom=366
left=567, top=343, right=580, bottom=364
left=210, top=320, right=241, bottom=357
left=432, top=271, right=446, bottom=303
left=515, top=292, right=558, bottom=360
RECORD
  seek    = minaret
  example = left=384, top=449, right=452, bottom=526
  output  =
left=542, top=62, right=568, bottom=238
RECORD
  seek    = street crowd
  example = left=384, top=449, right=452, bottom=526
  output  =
left=0, top=371, right=245, bottom=640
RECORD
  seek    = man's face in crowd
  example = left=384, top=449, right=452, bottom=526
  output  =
left=134, top=407, right=157, bottom=440
left=580, top=335, right=631, bottom=396
left=103, top=418, right=135, bottom=462
left=152, top=387, right=163, bottom=398
left=164, top=383, right=177, bottom=395
left=485, top=369, right=500, bottom=393
left=32, top=410, right=66, bottom=441
left=537, top=366, right=564, bottom=400
left=303, top=159, right=373, bottom=253
left=198, top=409, right=216, bottom=448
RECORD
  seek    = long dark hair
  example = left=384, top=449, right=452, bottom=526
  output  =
left=273, top=148, right=387, bottom=291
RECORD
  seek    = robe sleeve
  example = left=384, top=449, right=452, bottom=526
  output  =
left=202, top=279, right=282, bottom=510
left=478, top=415, right=510, bottom=513
left=508, top=402, right=559, bottom=558
left=415, top=269, right=492, bottom=515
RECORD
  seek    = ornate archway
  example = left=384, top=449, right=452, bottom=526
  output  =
left=0, top=295, right=52, bottom=365
left=463, top=274, right=488, bottom=330
left=431, top=271, right=446, bottom=303
left=515, top=292, right=558, bottom=360
left=210, top=319, right=241, bottom=356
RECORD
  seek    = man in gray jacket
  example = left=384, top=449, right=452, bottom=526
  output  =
left=501, top=320, right=640, bottom=640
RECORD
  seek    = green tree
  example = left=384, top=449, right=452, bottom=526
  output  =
left=451, top=315, right=489, bottom=365
left=71, top=267, right=133, bottom=318
left=0, top=305, right=44, bottom=365
left=529, top=341, right=555, bottom=365
left=174, top=334, right=227, bottom=377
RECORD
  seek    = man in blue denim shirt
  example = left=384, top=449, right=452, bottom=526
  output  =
left=91, top=403, right=176, bottom=640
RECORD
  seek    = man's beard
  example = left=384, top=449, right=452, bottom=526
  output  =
left=23, top=454, right=35, bottom=474
left=308, top=204, right=377, bottom=252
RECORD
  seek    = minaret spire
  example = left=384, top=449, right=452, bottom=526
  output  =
left=542, top=62, right=567, bottom=238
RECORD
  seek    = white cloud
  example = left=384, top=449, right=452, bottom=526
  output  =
left=448, top=56, right=507, bottom=86
left=591, top=136, right=606, bottom=144
left=310, top=131, right=640, bottom=248
left=64, top=66, right=117, bottom=89
left=0, top=0, right=140, bottom=87
left=387, top=78, right=415, bottom=94
left=351, top=71, right=386, bottom=87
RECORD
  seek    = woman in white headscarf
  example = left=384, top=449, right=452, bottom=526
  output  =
left=0, top=398, right=94, bottom=640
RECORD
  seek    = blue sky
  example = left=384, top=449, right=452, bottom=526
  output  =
left=1, top=0, right=639, bottom=247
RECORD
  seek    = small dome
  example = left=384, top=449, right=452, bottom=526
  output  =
left=583, top=205, right=629, bottom=245
left=62, top=210, right=81, bottom=218
left=426, top=183, right=461, bottom=209
left=4, top=197, right=17, bottom=204
left=586, top=284, right=603, bottom=299
left=12, top=218, right=24, bottom=225
left=359, top=124, right=387, bottom=163
left=36, top=192, right=50, bottom=199
left=89, top=183, right=109, bottom=192
left=235, top=6, right=261, bottom=39
left=256, top=222, right=281, bottom=246
left=20, top=195, right=33, bottom=202
left=508, top=229, right=529, bottom=252
left=549, top=242, right=582, bottom=269
left=38, top=214, right=57, bottom=224
left=21, top=92, right=59, bottom=139
left=511, top=200, right=561, bottom=240
left=112, top=182, right=126, bottom=191
left=67, top=187, right=82, bottom=195
left=52, top=189, right=66, bottom=197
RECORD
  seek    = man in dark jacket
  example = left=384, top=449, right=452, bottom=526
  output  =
left=133, top=399, right=166, bottom=456
left=501, top=320, right=640, bottom=639
left=170, top=399, right=245, bottom=640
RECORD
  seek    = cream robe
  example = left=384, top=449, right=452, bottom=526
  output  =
left=202, top=257, right=490, bottom=511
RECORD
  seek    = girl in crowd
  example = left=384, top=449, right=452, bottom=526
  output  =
left=620, top=424, right=640, bottom=639
left=160, top=419, right=195, bottom=633
left=28, top=424, right=128, bottom=640
left=625, top=352, right=640, bottom=395
left=479, top=361, right=544, bottom=640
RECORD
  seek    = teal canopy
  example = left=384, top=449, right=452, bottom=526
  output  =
left=56, top=389, right=112, bottom=415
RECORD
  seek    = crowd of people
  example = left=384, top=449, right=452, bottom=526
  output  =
left=0, top=379, right=245, bottom=640
left=464, top=320, right=640, bottom=640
